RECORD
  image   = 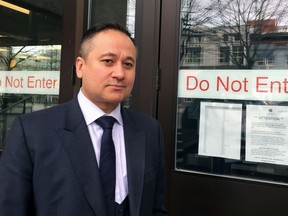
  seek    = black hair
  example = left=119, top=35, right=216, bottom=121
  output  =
left=79, top=22, right=136, bottom=58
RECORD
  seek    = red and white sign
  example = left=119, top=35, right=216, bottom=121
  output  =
left=0, top=71, right=60, bottom=95
left=178, top=69, right=288, bottom=101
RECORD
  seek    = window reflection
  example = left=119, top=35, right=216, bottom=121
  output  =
left=180, top=0, right=288, bottom=70
left=0, top=45, right=61, bottom=151
left=0, top=1, right=62, bottom=152
left=176, top=0, right=288, bottom=184
left=0, top=45, right=61, bottom=71
left=127, top=0, right=136, bottom=37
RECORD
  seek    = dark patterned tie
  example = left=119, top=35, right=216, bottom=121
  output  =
left=96, top=116, right=116, bottom=200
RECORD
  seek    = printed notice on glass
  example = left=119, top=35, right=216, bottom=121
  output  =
left=246, top=105, right=288, bottom=165
left=199, top=102, right=242, bottom=160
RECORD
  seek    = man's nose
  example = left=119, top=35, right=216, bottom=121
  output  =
left=112, top=63, right=125, bottom=79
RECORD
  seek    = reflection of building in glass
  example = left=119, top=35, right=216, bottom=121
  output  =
left=126, top=0, right=136, bottom=37
left=180, top=14, right=288, bottom=69
left=0, top=45, right=61, bottom=150
left=0, top=45, right=61, bottom=71
left=251, top=31, right=288, bottom=69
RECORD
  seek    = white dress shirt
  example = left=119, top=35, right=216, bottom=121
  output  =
left=77, top=90, right=128, bottom=204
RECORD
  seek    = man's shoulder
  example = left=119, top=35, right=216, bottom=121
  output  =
left=19, top=98, right=78, bottom=122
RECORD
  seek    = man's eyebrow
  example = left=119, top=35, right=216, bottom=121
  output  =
left=99, top=52, right=117, bottom=58
left=99, top=52, right=136, bottom=63
left=125, top=56, right=136, bottom=63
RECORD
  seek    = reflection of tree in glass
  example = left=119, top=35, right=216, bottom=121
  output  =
left=0, top=46, right=36, bottom=71
left=181, top=0, right=288, bottom=69
left=210, top=0, right=288, bottom=68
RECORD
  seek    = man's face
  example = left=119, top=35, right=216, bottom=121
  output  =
left=76, top=29, right=136, bottom=113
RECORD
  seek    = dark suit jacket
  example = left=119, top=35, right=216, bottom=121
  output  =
left=0, top=97, right=168, bottom=216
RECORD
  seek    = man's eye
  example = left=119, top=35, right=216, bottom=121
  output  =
left=102, top=59, right=114, bottom=64
left=124, top=62, right=133, bottom=69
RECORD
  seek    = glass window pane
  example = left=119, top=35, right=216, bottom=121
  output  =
left=176, top=0, right=288, bottom=184
left=90, top=0, right=136, bottom=36
left=0, top=1, right=62, bottom=151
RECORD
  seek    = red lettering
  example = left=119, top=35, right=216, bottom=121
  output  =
left=256, top=77, right=268, bottom=93
left=186, top=76, right=198, bottom=90
left=270, top=80, right=281, bottom=93
left=27, top=76, right=57, bottom=89
left=186, top=76, right=209, bottom=91
left=217, top=76, right=229, bottom=91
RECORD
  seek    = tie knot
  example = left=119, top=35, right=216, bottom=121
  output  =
left=96, top=116, right=116, bottom=129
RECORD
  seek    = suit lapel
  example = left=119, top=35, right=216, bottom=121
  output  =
left=56, top=98, right=107, bottom=215
left=122, top=109, right=145, bottom=216
left=56, top=100, right=146, bottom=215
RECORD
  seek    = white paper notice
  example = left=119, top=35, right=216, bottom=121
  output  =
left=199, top=102, right=242, bottom=160
left=246, top=105, right=288, bottom=165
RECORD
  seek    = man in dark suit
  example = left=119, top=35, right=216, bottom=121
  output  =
left=0, top=23, right=168, bottom=216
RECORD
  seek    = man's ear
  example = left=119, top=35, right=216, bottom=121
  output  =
left=75, top=56, right=84, bottom=78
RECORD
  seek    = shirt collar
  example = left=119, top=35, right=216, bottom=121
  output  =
left=77, top=89, right=123, bottom=126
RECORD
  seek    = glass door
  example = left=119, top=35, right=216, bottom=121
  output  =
left=0, top=0, right=63, bottom=151
left=176, top=0, right=288, bottom=186
left=158, top=0, right=288, bottom=215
